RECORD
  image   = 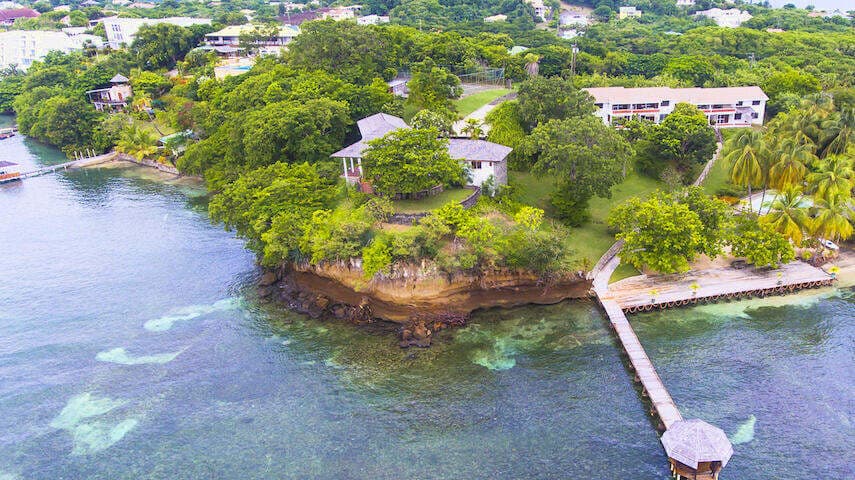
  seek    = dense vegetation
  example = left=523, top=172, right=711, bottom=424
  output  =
left=1, top=0, right=852, bottom=279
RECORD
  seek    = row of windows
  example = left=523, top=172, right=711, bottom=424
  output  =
left=601, top=99, right=762, bottom=111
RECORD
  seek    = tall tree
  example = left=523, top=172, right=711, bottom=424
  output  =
left=406, top=59, right=462, bottom=115
left=723, top=129, right=766, bottom=212
left=806, top=154, right=855, bottom=202
left=761, top=186, right=811, bottom=245
left=362, top=128, right=466, bottom=196
left=769, top=137, right=814, bottom=189
left=811, top=193, right=854, bottom=244
left=635, top=103, right=717, bottom=181
left=526, top=116, right=632, bottom=225
left=515, top=76, right=595, bottom=131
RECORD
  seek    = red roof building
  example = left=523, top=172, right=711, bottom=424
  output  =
left=0, top=8, right=39, bottom=25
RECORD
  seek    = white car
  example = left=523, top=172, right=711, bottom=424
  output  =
left=819, top=239, right=839, bottom=251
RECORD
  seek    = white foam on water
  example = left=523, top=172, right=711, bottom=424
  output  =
left=50, top=393, right=139, bottom=456
left=729, top=415, right=757, bottom=445
left=95, top=347, right=183, bottom=365
left=0, top=471, right=21, bottom=480
left=143, top=297, right=240, bottom=332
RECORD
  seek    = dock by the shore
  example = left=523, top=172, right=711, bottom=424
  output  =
left=602, top=261, right=834, bottom=313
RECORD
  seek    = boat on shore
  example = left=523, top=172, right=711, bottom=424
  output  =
left=0, top=161, right=21, bottom=182
left=0, top=127, right=17, bottom=139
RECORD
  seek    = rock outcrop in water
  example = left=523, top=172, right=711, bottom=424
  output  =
left=258, top=260, right=592, bottom=347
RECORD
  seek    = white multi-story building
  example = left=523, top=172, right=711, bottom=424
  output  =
left=205, top=23, right=300, bottom=54
left=585, top=86, right=768, bottom=128
left=357, top=14, right=390, bottom=25
left=694, top=8, right=752, bottom=28
left=0, top=30, right=104, bottom=70
left=102, top=16, right=211, bottom=49
left=676, top=0, right=695, bottom=6
left=526, top=0, right=551, bottom=20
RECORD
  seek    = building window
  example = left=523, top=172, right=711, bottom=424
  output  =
left=613, top=104, right=630, bottom=110
left=736, top=101, right=743, bottom=106
left=712, top=104, right=724, bottom=109
left=470, top=161, right=482, bottom=170
left=751, top=112, right=758, bottom=119
left=752, top=100, right=761, bottom=105
left=661, top=100, right=669, bottom=106
left=734, top=113, right=742, bottom=120
left=594, top=103, right=602, bottom=108
left=698, top=104, right=710, bottom=109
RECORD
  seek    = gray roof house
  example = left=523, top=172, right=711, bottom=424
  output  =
left=331, top=113, right=511, bottom=189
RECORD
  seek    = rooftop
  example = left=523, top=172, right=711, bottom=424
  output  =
left=584, top=86, right=768, bottom=104
left=661, top=419, right=734, bottom=469
left=333, top=113, right=512, bottom=163
left=0, top=161, right=19, bottom=168
left=110, top=74, right=129, bottom=83
left=0, top=7, right=38, bottom=21
left=206, top=23, right=300, bottom=38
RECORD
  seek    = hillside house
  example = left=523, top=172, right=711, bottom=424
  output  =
left=85, top=74, right=132, bottom=112
left=585, top=86, right=768, bottom=127
left=0, top=7, right=38, bottom=26
left=102, top=16, right=211, bottom=49
left=331, top=113, right=511, bottom=190
left=619, top=6, right=641, bottom=19
left=694, top=8, right=752, bottom=28
left=205, top=24, right=300, bottom=54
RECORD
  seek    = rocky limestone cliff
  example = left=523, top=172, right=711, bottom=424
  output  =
left=258, top=260, right=592, bottom=347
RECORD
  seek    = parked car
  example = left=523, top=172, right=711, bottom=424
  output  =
left=819, top=238, right=839, bottom=251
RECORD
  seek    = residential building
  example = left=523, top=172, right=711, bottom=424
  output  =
left=386, top=78, right=409, bottom=97
left=694, top=8, right=752, bottom=28
left=80, top=0, right=101, bottom=7
left=102, top=16, right=212, bottom=49
left=127, top=2, right=157, bottom=8
left=53, top=5, right=72, bottom=12
left=0, top=7, right=38, bottom=26
left=559, top=29, right=579, bottom=40
left=676, top=0, right=695, bottom=6
left=0, top=30, right=104, bottom=70
left=559, top=11, right=588, bottom=27
left=85, top=74, right=132, bottom=112
left=618, top=6, right=641, bottom=19
left=526, top=0, right=551, bottom=20
left=484, top=14, right=507, bottom=23
left=357, top=14, right=390, bottom=25
left=585, top=86, right=768, bottom=128
left=321, top=6, right=359, bottom=21
left=331, top=113, right=511, bottom=189
left=0, top=2, right=23, bottom=9
left=205, top=24, right=300, bottom=54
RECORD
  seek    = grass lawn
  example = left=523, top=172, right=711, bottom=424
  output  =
left=509, top=170, right=665, bottom=282
left=392, top=188, right=473, bottom=213
left=139, top=119, right=176, bottom=138
left=701, top=154, right=733, bottom=196
left=454, top=88, right=512, bottom=118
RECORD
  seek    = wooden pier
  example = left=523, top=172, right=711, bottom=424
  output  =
left=602, top=261, right=834, bottom=314
left=601, top=298, right=683, bottom=429
left=1, top=152, right=117, bottom=183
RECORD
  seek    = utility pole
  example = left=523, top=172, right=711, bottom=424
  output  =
left=571, top=43, right=579, bottom=78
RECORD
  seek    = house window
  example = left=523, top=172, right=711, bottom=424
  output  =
left=661, top=100, right=669, bottom=106
left=470, top=161, right=482, bottom=170
left=712, top=104, right=724, bottom=109
left=613, top=104, right=630, bottom=110
left=752, top=100, right=761, bottom=105
left=751, top=112, right=758, bottom=119
left=734, top=113, right=742, bottom=120
left=736, top=101, right=743, bottom=106
left=698, top=104, right=710, bottom=110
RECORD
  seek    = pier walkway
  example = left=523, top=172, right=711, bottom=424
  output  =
left=6, top=152, right=117, bottom=183
left=601, top=298, right=683, bottom=429
left=602, top=261, right=833, bottom=313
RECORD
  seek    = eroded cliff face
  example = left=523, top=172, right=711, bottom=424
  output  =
left=258, top=260, right=592, bottom=347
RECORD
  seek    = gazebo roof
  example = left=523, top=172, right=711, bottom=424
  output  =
left=661, top=419, right=734, bottom=469
left=110, top=74, right=129, bottom=83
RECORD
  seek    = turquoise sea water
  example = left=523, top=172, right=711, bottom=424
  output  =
left=1, top=131, right=852, bottom=479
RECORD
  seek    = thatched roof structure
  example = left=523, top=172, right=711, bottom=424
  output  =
left=661, top=419, right=734, bottom=469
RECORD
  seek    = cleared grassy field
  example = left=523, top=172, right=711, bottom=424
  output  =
left=392, top=188, right=473, bottom=213
left=509, top=170, right=665, bottom=281
left=454, top=89, right=512, bottom=117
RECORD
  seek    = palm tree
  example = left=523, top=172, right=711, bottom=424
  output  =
left=116, top=124, right=157, bottom=160
left=461, top=119, right=484, bottom=139
left=821, top=107, right=853, bottom=158
left=723, top=129, right=765, bottom=212
left=811, top=192, right=854, bottom=244
left=806, top=154, right=855, bottom=202
left=761, top=186, right=811, bottom=245
left=769, top=137, right=815, bottom=189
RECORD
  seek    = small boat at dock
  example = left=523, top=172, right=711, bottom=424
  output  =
left=0, top=161, right=22, bottom=183
left=0, top=127, right=16, bottom=139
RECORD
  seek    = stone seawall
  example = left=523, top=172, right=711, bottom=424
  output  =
left=117, top=154, right=181, bottom=175
left=387, top=186, right=481, bottom=225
